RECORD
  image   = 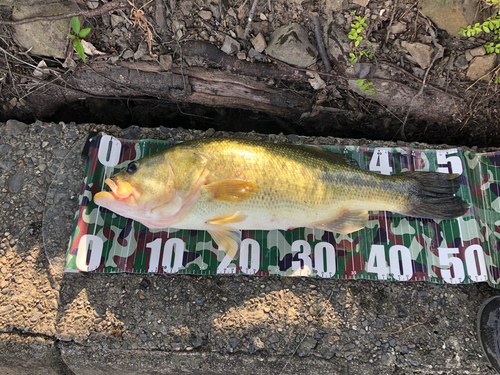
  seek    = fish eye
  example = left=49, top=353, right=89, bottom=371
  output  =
left=126, top=162, right=138, bottom=174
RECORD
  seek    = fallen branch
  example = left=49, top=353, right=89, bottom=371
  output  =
left=0, top=0, right=128, bottom=26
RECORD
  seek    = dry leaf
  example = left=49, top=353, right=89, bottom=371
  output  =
left=307, top=72, right=327, bottom=90
left=81, top=40, right=106, bottom=56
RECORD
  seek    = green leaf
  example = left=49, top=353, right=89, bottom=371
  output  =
left=70, top=17, right=80, bottom=34
left=355, top=40, right=360, bottom=47
left=73, top=38, right=86, bottom=63
left=67, top=34, right=76, bottom=39
left=79, top=28, right=91, bottom=38
left=484, top=26, right=491, bottom=33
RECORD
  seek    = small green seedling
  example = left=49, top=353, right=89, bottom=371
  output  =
left=349, top=50, right=374, bottom=64
left=459, top=0, right=500, bottom=56
left=68, top=17, right=91, bottom=62
left=348, top=16, right=368, bottom=47
left=485, top=42, right=500, bottom=53
left=356, top=78, right=377, bottom=95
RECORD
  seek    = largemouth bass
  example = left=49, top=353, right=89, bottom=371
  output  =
left=94, top=138, right=469, bottom=258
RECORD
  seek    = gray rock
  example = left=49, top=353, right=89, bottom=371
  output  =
left=248, top=48, right=264, bottom=57
left=122, top=125, right=141, bottom=139
left=352, top=0, right=369, bottom=6
left=41, top=124, right=63, bottom=136
left=465, top=46, right=486, bottom=61
left=252, top=336, right=265, bottom=351
left=12, top=2, right=80, bottom=58
left=401, top=41, right=434, bottom=69
left=198, top=10, right=212, bottom=20
left=0, top=144, right=11, bottom=155
left=191, top=336, right=203, bottom=348
left=325, top=0, right=347, bottom=13
left=269, top=335, right=279, bottom=343
left=389, top=21, right=407, bottom=34
left=110, top=14, right=124, bottom=28
left=30, top=311, right=42, bottom=322
left=123, top=49, right=134, bottom=59
left=454, top=54, right=468, bottom=70
left=221, top=36, right=240, bottom=55
left=8, top=168, right=25, bottom=193
left=421, top=0, right=488, bottom=36
left=134, top=42, right=148, bottom=60
left=265, top=23, right=318, bottom=68
left=251, top=33, right=267, bottom=53
left=467, top=54, right=497, bottom=81
left=0, top=304, right=13, bottom=315
left=354, top=63, right=372, bottom=79
left=228, top=337, right=239, bottom=348
left=52, top=148, right=69, bottom=160
left=297, top=337, right=317, bottom=357
left=5, top=119, right=28, bottom=136
left=0, top=161, right=16, bottom=171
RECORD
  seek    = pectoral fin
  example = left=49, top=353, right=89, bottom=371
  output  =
left=208, top=227, right=241, bottom=259
left=204, top=180, right=260, bottom=202
left=314, top=210, right=368, bottom=234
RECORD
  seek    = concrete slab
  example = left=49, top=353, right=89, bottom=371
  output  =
left=0, top=120, right=497, bottom=374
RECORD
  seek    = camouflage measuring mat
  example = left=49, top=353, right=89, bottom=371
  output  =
left=64, top=133, right=500, bottom=288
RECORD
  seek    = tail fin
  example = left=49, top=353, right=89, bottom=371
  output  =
left=402, top=172, right=469, bottom=219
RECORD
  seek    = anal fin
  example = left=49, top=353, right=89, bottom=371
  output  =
left=314, top=210, right=368, bottom=234
left=208, top=227, right=241, bottom=259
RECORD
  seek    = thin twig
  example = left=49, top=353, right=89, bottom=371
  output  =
left=0, top=0, right=128, bottom=26
left=243, top=0, right=259, bottom=39
left=3, top=50, right=19, bottom=98
left=374, top=312, right=424, bottom=335
left=0, top=46, right=39, bottom=70
left=465, top=64, right=500, bottom=92
left=312, top=12, right=332, bottom=72
left=377, top=59, right=461, bottom=99
left=385, top=0, right=398, bottom=44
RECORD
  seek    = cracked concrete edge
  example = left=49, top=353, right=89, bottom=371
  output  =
left=59, top=345, right=344, bottom=375
left=0, top=333, right=72, bottom=375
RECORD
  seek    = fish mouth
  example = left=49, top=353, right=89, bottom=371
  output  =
left=104, top=178, right=134, bottom=199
